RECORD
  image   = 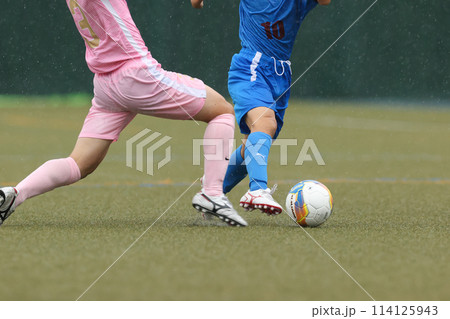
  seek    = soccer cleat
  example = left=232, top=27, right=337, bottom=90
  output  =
left=192, top=192, right=248, bottom=227
left=239, top=184, right=282, bottom=215
left=0, top=187, right=19, bottom=227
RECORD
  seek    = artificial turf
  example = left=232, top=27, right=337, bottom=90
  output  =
left=0, top=99, right=449, bottom=300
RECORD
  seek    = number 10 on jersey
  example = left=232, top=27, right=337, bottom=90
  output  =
left=261, top=20, right=285, bottom=40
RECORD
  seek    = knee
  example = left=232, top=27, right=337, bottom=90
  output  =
left=249, top=115, right=277, bottom=137
left=72, top=157, right=101, bottom=179
left=216, top=97, right=234, bottom=116
left=204, top=99, right=235, bottom=124
left=69, top=138, right=111, bottom=179
left=80, top=164, right=98, bottom=179
left=222, top=100, right=234, bottom=115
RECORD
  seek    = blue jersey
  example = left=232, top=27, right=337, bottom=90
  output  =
left=239, top=0, right=318, bottom=60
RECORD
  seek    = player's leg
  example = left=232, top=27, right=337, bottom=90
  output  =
left=244, top=107, right=277, bottom=191
left=17, top=138, right=111, bottom=204
left=1, top=155, right=83, bottom=225
left=238, top=107, right=282, bottom=215
left=12, top=97, right=134, bottom=210
left=0, top=138, right=112, bottom=226
left=191, top=86, right=247, bottom=226
left=222, top=49, right=278, bottom=196
left=193, top=85, right=235, bottom=195
left=192, top=85, right=233, bottom=122
left=69, top=138, right=112, bottom=178
left=222, top=50, right=290, bottom=214
left=0, top=81, right=135, bottom=227
left=223, top=106, right=277, bottom=195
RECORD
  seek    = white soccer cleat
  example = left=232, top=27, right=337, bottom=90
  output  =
left=192, top=192, right=248, bottom=227
left=0, top=187, right=19, bottom=227
left=239, top=185, right=282, bottom=216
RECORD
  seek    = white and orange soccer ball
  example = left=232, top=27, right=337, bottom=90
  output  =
left=285, top=180, right=333, bottom=227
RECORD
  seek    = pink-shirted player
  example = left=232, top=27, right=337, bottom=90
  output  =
left=0, top=0, right=247, bottom=227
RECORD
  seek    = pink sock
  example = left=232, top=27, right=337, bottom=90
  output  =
left=202, top=113, right=235, bottom=197
left=15, top=157, right=81, bottom=207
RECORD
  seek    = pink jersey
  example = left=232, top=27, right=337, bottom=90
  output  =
left=66, top=0, right=150, bottom=74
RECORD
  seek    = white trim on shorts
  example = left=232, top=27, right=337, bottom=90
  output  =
left=100, top=0, right=206, bottom=99
left=250, top=51, right=262, bottom=82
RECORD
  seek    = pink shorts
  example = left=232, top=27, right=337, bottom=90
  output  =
left=79, top=57, right=206, bottom=141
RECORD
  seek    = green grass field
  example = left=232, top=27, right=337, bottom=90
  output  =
left=0, top=97, right=449, bottom=300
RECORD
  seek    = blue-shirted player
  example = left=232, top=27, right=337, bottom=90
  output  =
left=192, top=0, right=331, bottom=216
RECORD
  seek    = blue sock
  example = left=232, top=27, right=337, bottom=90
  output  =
left=245, top=132, right=272, bottom=191
left=223, top=145, right=247, bottom=194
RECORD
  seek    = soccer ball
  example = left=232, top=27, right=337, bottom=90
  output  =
left=285, top=180, right=333, bottom=227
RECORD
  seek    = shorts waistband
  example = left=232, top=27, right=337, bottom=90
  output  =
left=239, top=48, right=292, bottom=76
left=239, top=48, right=291, bottom=64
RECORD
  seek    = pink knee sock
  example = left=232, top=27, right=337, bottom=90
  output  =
left=202, top=113, right=235, bottom=197
left=15, top=157, right=81, bottom=207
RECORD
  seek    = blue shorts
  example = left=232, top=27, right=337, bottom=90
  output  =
left=228, top=48, right=292, bottom=139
